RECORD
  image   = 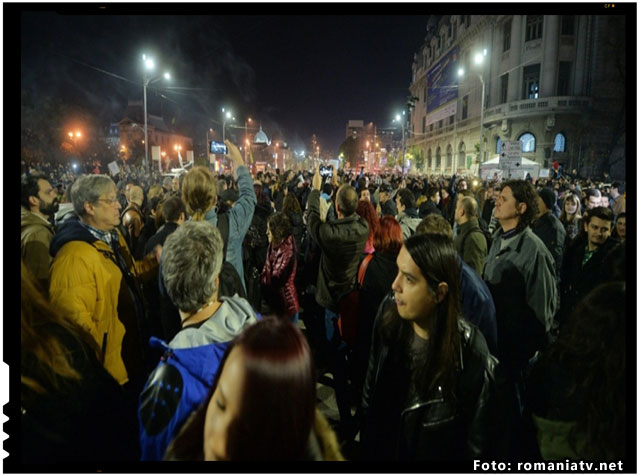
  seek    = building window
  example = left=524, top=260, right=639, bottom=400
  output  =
left=503, top=20, right=512, bottom=52
left=496, top=137, right=503, bottom=154
left=525, top=15, right=543, bottom=41
left=448, top=115, right=454, bottom=125
left=458, top=142, right=465, bottom=167
left=554, top=133, right=566, bottom=152
left=446, top=144, right=453, bottom=169
left=422, top=116, right=426, bottom=133
left=438, top=119, right=443, bottom=129
left=522, top=64, right=540, bottom=99
left=519, top=132, right=536, bottom=152
left=436, top=147, right=442, bottom=168
left=430, top=123, right=434, bottom=131
left=557, top=61, right=572, bottom=96
left=427, top=149, right=432, bottom=169
left=500, top=74, right=509, bottom=103
left=424, top=86, right=427, bottom=102
left=561, top=15, right=575, bottom=35
left=461, top=95, right=469, bottom=119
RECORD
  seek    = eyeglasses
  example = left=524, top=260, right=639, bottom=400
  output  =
left=96, top=197, right=120, bottom=206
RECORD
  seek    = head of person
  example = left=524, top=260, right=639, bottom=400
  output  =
left=147, top=184, right=164, bottom=202
left=160, top=196, right=187, bottom=224
left=536, top=187, right=557, bottom=217
left=585, top=188, right=602, bottom=210
left=373, top=216, right=403, bottom=255
left=454, top=196, right=478, bottom=225
left=395, top=188, right=416, bottom=214
left=600, top=195, right=610, bottom=208
left=128, top=185, right=144, bottom=207
left=322, top=182, right=333, bottom=198
left=71, top=174, right=121, bottom=231
left=282, top=193, right=302, bottom=215
left=359, top=187, right=371, bottom=202
left=494, top=180, right=538, bottom=233
left=161, top=221, right=224, bottom=314
left=379, top=183, right=392, bottom=203
left=168, top=318, right=316, bottom=460
left=335, top=184, right=358, bottom=218
left=615, top=212, right=626, bottom=241
left=181, top=167, right=217, bottom=221
left=584, top=206, right=613, bottom=250
left=21, top=172, right=60, bottom=217
left=253, top=183, right=268, bottom=206
left=541, top=281, right=626, bottom=460
left=610, top=182, right=623, bottom=198
left=457, top=179, right=468, bottom=192
left=416, top=213, right=454, bottom=241
left=385, top=233, right=461, bottom=398
left=266, top=211, right=292, bottom=246
left=356, top=200, right=379, bottom=242
left=427, top=185, right=440, bottom=205
left=561, top=192, right=582, bottom=221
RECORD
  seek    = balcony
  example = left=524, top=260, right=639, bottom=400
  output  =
left=483, top=96, right=593, bottom=125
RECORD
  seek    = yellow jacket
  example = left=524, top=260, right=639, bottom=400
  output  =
left=49, top=219, right=157, bottom=385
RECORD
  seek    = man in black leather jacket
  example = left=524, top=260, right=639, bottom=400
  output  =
left=360, top=233, right=510, bottom=461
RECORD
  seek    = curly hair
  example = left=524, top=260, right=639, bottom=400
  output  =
left=267, top=212, right=292, bottom=245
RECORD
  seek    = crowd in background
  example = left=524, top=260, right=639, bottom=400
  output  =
left=20, top=140, right=627, bottom=465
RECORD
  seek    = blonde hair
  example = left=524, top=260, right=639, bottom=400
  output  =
left=147, top=184, right=163, bottom=201
left=181, top=167, right=217, bottom=221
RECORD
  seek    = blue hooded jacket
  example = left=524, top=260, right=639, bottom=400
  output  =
left=138, top=295, right=259, bottom=461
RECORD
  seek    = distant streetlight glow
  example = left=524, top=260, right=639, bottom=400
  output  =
left=164, top=72, right=171, bottom=80
left=145, top=58, right=155, bottom=70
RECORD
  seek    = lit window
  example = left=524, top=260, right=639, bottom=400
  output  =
left=554, top=133, right=566, bottom=152
left=496, top=137, right=503, bottom=154
left=519, top=133, right=536, bottom=152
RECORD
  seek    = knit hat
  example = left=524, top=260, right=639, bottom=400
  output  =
left=538, top=187, right=556, bottom=211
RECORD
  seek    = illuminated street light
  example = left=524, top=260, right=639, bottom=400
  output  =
left=458, top=48, right=488, bottom=164
left=222, top=108, right=235, bottom=142
left=142, top=53, right=171, bottom=167
left=393, top=113, right=407, bottom=171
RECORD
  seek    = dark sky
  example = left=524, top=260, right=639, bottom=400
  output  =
left=20, top=9, right=433, bottom=155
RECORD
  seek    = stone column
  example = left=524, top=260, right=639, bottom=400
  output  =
left=573, top=15, right=588, bottom=96
left=541, top=15, right=560, bottom=97
left=507, top=15, right=523, bottom=102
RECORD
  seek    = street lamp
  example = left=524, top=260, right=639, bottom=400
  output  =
left=393, top=112, right=406, bottom=172
left=221, top=108, right=235, bottom=142
left=458, top=48, right=488, bottom=164
left=142, top=53, right=171, bottom=168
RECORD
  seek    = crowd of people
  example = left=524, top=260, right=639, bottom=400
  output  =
left=20, top=139, right=627, bottom=464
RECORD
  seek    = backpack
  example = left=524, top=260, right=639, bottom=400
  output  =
left=461, top=227, right=493, bottom=257
left=337, top=254, right=374, bottom=347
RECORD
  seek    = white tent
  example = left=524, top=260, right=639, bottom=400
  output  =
left=479, top=156, right=541, bottom=180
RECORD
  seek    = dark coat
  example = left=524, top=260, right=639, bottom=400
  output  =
left=361, top=296, right=506, bottom=460
left=21, top=323, right=139, bottom=463
left=306, top=189, right=369, bottom=311
left=454, top=217, right=488, bottom=277
left=532, top=211, right=567, bottom=276
left=144, top=222, right=179, bottom=256
left=286, top=209, right=305, bottom=255
left=261, top=234, right=299, bottom=318
left=558, top=236, right=620, bottom=323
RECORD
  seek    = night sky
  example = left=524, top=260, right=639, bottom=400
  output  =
left=20, top=8, right=434, bottom=155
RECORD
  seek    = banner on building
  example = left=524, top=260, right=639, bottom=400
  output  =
left=187, top=150, right=194, bottom=163
left=426, top=101, right=458, bottom=127
left=427, top=46, right=460, bottom=113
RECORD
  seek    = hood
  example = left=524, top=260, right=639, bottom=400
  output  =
left=21, top=207, right=54, bottom=230
left=168, top=294, right=258, bottom=350
left=54, top=202, right=76, bottom=222
left=49, top=218, right=97, bottom=257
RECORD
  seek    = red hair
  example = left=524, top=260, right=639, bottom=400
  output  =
left=356, top=199, right=379, bottom=243
left=374, top=215, right=403, bottom=254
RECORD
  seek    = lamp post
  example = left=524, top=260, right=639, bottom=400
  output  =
left=222, top=108, right=235, bottom=142
left=244, top=118, right=252, bottom=162
left=142, top=54, right=171, bottom=168
left=393, top=112, right=406, bottom=172
left=458, top=49, right=488, bottom=165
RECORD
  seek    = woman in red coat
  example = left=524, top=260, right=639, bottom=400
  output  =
left=261, top=212, right=299, bottom=323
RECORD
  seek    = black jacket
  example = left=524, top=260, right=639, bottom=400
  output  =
left=418, top=200, right=442, bottom=219
left=361, top=295, right=507, bottom=461
left=558, top=236, right=620, bottom=323
left=532, top=211, right=567, bottom=276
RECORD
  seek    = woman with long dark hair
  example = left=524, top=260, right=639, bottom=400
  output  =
left=360, top=233, right=501, bottom=460
left=164, top=318, right=344, bottom=460
left=525, top=281, right=626, bottom=461
left=21, top=261, right=138, bottom=462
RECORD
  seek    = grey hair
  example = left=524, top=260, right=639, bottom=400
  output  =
left=71, top=175, right=116, bottom=217
left=161, top=220, right=224, bottom=312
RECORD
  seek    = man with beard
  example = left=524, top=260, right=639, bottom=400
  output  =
left=21, top=172, right=60, bottom=291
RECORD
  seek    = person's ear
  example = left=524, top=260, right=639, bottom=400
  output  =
left=517, top=202, right=527, bottom=215
left=28, top=195, right=40, bottom=208
left=84, top=201, right=96, bottom=218
left=435, top=282, right=449, bottom=303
